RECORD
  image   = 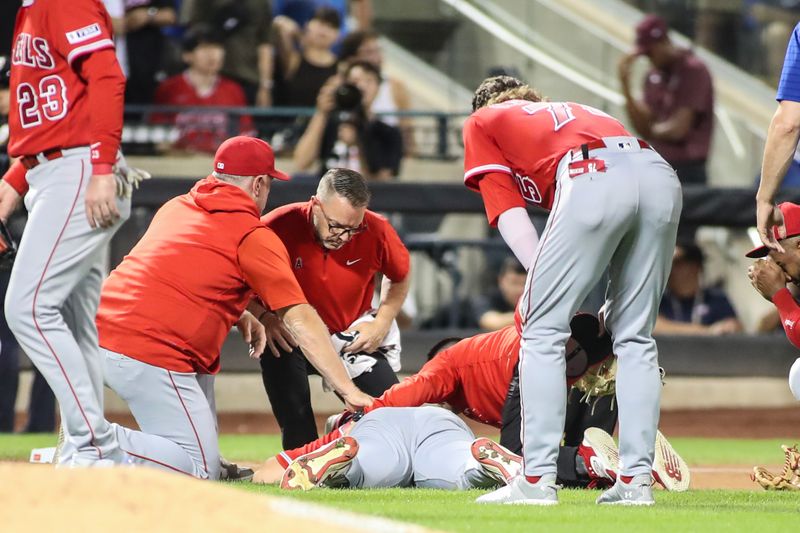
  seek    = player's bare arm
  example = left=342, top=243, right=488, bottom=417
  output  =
left=757, top=100, right=800, bottom=250
left=278, top=302, right=373, bottom=411
left=345, top=275, right=410, bottom=354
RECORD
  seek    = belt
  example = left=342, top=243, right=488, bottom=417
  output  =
left=569, top=138, right=651, bottom=160
left=20, top=146, right=84, bottom=170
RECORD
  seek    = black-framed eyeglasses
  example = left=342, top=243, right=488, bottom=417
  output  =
left=315, top=199, right=367, bottom=238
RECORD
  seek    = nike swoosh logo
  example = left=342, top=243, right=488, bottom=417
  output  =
left=346, top=259, right=361, bottom=266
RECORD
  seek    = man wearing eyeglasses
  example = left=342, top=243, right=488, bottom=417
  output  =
left=254, top=167, right=411, bottom=449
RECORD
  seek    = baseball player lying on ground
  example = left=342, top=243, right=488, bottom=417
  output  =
left=254, top=406, right=522, bottom=491
left=253, top=314, right=690, bottom=491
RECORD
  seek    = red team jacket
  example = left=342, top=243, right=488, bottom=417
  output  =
left=97, top=178, right=307, bottom=374
left=462, top=99, right=631, bottom=225
left=4, top=0, right=125, bottom=193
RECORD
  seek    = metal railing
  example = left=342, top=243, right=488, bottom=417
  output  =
left=122, top=105, right=470, bottom=161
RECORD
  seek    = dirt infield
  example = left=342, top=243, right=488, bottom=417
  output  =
left=0, top=464, right=432, bottom=533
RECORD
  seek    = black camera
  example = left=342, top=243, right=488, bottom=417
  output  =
left=333, top=83, right=365, bottom=125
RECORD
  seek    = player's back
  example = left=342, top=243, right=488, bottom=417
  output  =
left=480, top=100, right=630, bottom=175
left=8, top=0, right=117, bottom=156
left=464, top=100, right=631, bottom=209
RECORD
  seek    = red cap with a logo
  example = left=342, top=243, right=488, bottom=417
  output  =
left=213, top=136, right=290, bottom=181
left=635, top=14, right=669, bottom=55
left=746, top=202, right=800, bottom=258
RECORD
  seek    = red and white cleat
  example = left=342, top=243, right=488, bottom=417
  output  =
left=280, top=436, right=359, bottom=491
left=652, top=430, right=690, bottom=492
left=471, top=437, right=522, bottom=486
left=578, top=427, right=619, bottom=488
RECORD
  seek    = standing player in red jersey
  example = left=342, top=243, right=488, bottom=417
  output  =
left=253, top=167, right=410, bottom=450
left=0, top=0, right=131, bottom=466
left=464, top=76, right=682, bottom=506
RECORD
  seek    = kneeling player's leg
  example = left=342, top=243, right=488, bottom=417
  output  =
left=104, top=349, right=219, bottom=479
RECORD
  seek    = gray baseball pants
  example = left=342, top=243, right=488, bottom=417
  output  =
left=517, top=138, right=681, bottom=478
left=4, top=148, right=130, bottom=463
left=103, top=349, right=220, bottom=479
left=344, top=406, right=496, bottom=489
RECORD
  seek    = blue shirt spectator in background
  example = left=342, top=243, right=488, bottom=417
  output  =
left=655, top=243, right=743, bottom=336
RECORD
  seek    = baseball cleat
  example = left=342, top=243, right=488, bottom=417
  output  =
left=475, top=474, right=559, bottom=505
left=471, top=438, right=522, bottom=486
left=280, top=436, right=358, bottom=491
left=219, top=457, right=255, bottom=482
left=652, top=430, right=690, bottom=492
left=578, top=427, right=619, bottom=485
left=596, top=474, right=655, bottom=506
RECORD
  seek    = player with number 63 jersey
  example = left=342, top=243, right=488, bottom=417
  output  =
left=464, top=76, right=681, bottom=506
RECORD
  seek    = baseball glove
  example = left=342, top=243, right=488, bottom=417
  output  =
left=752, top=445, right=800, bottom=491
left=114, top=165, right=151, bottom=198
left=0, top=218, right=17, bottom=270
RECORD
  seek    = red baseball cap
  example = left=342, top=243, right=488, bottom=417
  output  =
left=746, top=202, right=800, bottom=258
left=213, top=136, right=290, bottom=181
left=635, top=14, right=669, bottom=55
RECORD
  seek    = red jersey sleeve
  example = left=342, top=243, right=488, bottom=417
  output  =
left=75, top=48, right=125, bottom=168
left=2, top=161, right=29, bottom=196
left=378, top=218, right=410, bottom=282
left=462, top=115, right=513, bottom=192
left=275, top=425, right=350, bottom=468
left=49, top=0, right=115, bottom=67
left=477, top=171, right=526, bottom=227
left=370, top=350, right=459, bottom=410
left=772, top=288, right=800, bottom=349
left=237, top=228, right=308, bottom=311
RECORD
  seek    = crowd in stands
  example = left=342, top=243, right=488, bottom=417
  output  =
left=625, top=0, right=800, bottom=84
left=90, top=0, right=410, bottom=177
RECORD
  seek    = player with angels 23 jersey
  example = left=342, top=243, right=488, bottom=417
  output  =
left=0, top=0, right=130, bottom=466
left=463, top=76, right=682, bottom=506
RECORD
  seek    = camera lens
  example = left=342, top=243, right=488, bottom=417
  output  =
left=334, top=83, right=363, bottom=111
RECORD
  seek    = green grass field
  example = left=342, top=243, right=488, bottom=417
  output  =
left=2, top=433, right=798, bottom=532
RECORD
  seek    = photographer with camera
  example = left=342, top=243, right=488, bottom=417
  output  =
left=293, top=61, right=403, bottom=181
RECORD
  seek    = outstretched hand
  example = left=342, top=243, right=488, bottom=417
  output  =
left=756, top=200, right=786, bottom=253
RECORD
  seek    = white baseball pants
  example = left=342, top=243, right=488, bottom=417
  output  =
left=5, top=148, right=130, bottom=463
left=103, top=349, right=220, bottom=480
left=344, top=406, right=496, bottom=489
left=517, top=137, right=681, bottom=478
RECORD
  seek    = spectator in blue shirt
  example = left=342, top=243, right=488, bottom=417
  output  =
left=655, top=243, right=743, bottom=336
left=756, top=22, right=800, bottom=251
